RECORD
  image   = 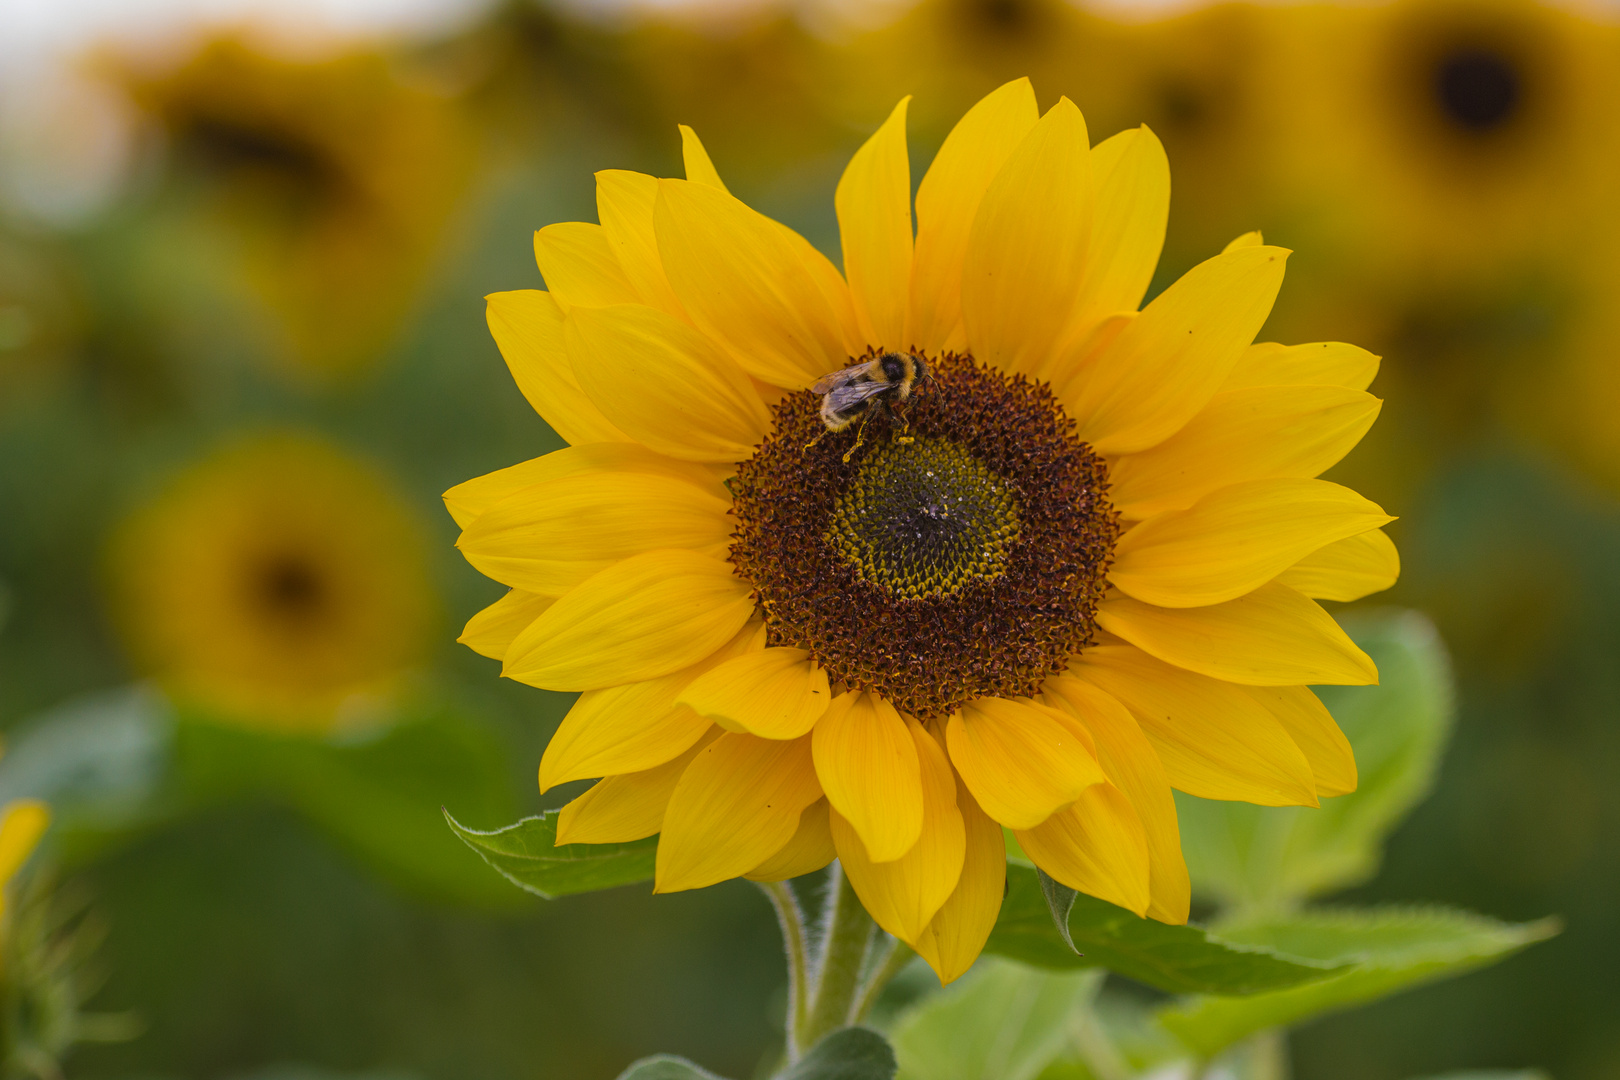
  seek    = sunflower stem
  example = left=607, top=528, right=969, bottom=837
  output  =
left=851, top=936, right=913, bottom=1024
left=797, top=863, right=873, bottom=1054
left=757, top=881, right=810, bottom=1060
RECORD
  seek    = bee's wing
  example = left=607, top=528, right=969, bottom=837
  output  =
left=811, top=361, right=877, bottom=395
left=822, top=379, right=895, bottom=414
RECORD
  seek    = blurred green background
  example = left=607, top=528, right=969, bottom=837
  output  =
left=0, top=0, right=1615, bottom=1076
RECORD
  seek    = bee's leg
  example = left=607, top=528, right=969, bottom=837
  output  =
left=894, top=403, right=915, bottom=444
left=803, top=427, right=829, bottom=452
left=842, top=413, right=873, bottom=463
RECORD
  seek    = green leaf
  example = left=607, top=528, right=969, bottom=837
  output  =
left=1036, top=869, right=1080, bottom=954
left=444, top=808, right=657, bottom=899
left=175, top=705, right=524, bottom=907
left=614, top=1056, right=729, bottom=1080
left=984, top=863, right=1347, bottom=995
left=892, top=959, right=1098, bottom=1080
left=1157, top=906, right=1559, bottom=1058
left=1175, top=609, right=1454, bottom=910
left=784, top=1027, right=897, bottom=1080
left=1405, top=1073, right=1549, bottom=1080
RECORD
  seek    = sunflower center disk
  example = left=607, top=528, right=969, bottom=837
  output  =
left=828, top=438, right=1020, bottom=600
left=729, top=353, right=1120, bottom=719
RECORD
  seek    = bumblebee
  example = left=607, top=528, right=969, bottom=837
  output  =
left=807, top=352, right=930, bottom=461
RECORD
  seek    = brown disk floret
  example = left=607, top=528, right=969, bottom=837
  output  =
left=728, top=352, right=1119, bottom=719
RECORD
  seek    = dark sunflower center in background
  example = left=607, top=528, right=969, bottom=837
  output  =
left=1432, top=47, right=1521, bottom=133
left=252, top=553, right=329, bottom=625
left=730, top=353, right=1119, bottom=719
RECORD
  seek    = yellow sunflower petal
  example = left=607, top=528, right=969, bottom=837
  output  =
left=1070, top=645, right=1319, bottom=807
left=679, top=125, right=729, bottom=192
left=909, top=77, right=1039, bottom=354
left=945, top=697, right=1106, bottom=829
left=1043, top=677, right=1189, bottom=924
left=783, top=228, right=868, bottom=357
left=655, top=178, right=846, bottom=388
left=1222, top=341, right=1381, bottom=393
left=0, top=800, right=49, bottom=887
left=1108, top=478, right=1394, bottom=608
left=656, top=732, right=822, bottom=892
left=1222, top=230, right=1264, bottom=252
left=1238, top=685, right=1357, bottom=798
left=833, top=720, right=966, bottom=943
left=836, top=97, right=913, bottom=349
left=554, top=729, right=720, bottom=845
left=484, top=290, right=630, bottom=448
left=811, top=692, right=923, bottom=862
left=443, top=443, right=723, bottom=531
left=1097, top=583, right=1379, bottom=687
left=537, top=621, right=761, bottom=790
left=565, top=303, right=771, bottom=462
left=1108, top=386, right=1383, bottom=520
left=1276, top=528, right=1400, bottom=602
left=1016, top=782, right=1150, bottom=917
left=532, top=222, right=639, bottom=310
left=458, top=589, right=555, bottom=660
left=677, top=648, right=832, bottom=740
left=1060, top=125, right=1169, bottom=351
left=960, top=97, right=1091, bottom=377
left=1060, top=245, right=1288, bottom=456
left=595, top=169, right=686, bottom=317
left=912, top=781, right=1005, bottom=984
left=504, top=549, right=753, bottom=691
left=456, top=469, right=732, bottom=595
left=745, top=797, right=837, bottom=882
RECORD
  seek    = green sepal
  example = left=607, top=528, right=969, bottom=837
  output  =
left=1157, top=906, right=1560, bottom=1057
left=614, top=1056, right=728, bottom=1080
left=443, top=809, right=657, bottom=899
left=1035, top=869, right=1080, bottom=954
left=984, top=863, right=1347, bottom=995
left=782, top=1028, right=897, bottom=1080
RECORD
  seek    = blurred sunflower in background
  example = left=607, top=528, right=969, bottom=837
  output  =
left=118, top=36, right=476, bottom=383
left=450, top=79, right=1396, bottom=983
left=108, top=434, right=436, bottom=732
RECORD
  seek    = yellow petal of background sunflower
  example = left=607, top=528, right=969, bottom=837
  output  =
left=677, top=648, right=832, bottom=740
left=1276, top=528, right=1400, bottom=602
left=565, top=303, right=771, bottom=462
left=0, top=800, right=50, bottom=890
left=1070, top=645, right=1319, bottom=807
left=745, top=797, right=837, bottom=883
left=1108, top=478, right=1394, bottom=608
left=1237, top=684, right=1357, bottom=798
left=1016, top=782, right=1151, bottom=917
left=1058, top=125, right=1169, bottom=356
left=833, top=720, right=966, bottom=944
left=1097, top=583, right=1379, bottom=686
left=1108, top=386, right=1383, bottom=520
left=1043, top=676, right=1190, bottom=924
left=537, top=621, right=761, bottom=790
left=1222, top=341, right=1382, bottom=394
left=679, top=125, right=729, bottom=192
left=443, top=443, right=723, bottom=531
left=655, top=178, right=846, bottom=388
left=1060, top=245, right=1288, bottom=456
left=456, top=470, right=732, bottom=595
left=811, top=692, right=924, bottom=862
left=912, top=780, right=1005, bottom=984
left=596, top=169, right=687, bottom=317
left=656, top=732, right=821, bottom=892
left=960, top=97, right=1091, bottom=378
left=484, top=291, right=630, bottom=448
left=554, top=729, right=720, bottom=845
left=908, top=77, right=1039, bottom=354
left=836, top=96, right=913, bottom=349
left=946, top=696, right=1106, bottom=829
left=458, top=589, right=555, bottom=661
left=504, top=549, right=753, bottom=691
left=533, top=222, right=640, bottom=310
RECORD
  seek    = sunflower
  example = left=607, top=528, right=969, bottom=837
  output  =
left=450, top=79, right=1396, bottom=983
left=120, top=36, right=475, bottom=382
left=0, top=799, right=48, bottom=928
left=109, top=434, right=436, bottom=732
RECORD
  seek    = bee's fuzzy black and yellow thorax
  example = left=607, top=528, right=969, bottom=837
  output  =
left=729, top=352, right=1119, bottom=719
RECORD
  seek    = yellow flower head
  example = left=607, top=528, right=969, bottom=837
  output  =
left=450, top=80, right=1397, bottom=983
left=110, top=434, right=437, bottom=732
